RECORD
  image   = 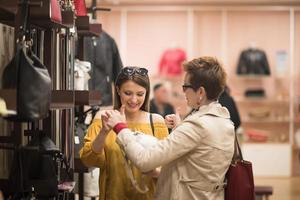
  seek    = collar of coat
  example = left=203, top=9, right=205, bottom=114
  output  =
left=189, top=101, right=230, bottom=119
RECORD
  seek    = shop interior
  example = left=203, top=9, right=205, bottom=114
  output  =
left=0, top=0, right=300, bottom=199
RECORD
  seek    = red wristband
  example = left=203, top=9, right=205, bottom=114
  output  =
left=113, top=122, right=128, bottom=134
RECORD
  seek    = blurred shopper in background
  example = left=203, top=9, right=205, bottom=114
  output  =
left=219, top=86, right=241, bottom=131
left=150, top=83, right=175, bottom=116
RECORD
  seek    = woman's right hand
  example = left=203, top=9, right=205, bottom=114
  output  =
left=165, top=109, right=181, bottom=129
left=101, top=111, right=112, bottom=134
left=91, top=111, right=112, bottom=153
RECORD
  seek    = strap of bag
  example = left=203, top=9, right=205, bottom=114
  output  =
left=149, top=113, right=155, bottom=136
left=232, top=132, right=243, bottom=162
left=19, top=0, right=30, bottom=41
left=123, top=154, right=149, bottom=194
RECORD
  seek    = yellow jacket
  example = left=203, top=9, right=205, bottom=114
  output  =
left=79, top=117, right=168, bottom=200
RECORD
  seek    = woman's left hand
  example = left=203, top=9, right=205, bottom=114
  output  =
left=106, top=105, right=127, bottom=129
left=143, top=167, right=161, bottom=178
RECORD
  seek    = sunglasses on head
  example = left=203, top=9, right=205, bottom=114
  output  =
left=121, top=67, right=148, bottom=76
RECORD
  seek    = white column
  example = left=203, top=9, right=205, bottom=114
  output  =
left=289, top=8, right=295, bottom=144
left=221, top=9, right=228, bottom=66
left=187, top=8, right=194, bottom=60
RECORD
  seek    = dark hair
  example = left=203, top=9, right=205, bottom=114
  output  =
left=183, top=57, right=227, bottom=100
left=114, top=66, right=150, bottom=111
left=153, top=83, right=163, bottom=92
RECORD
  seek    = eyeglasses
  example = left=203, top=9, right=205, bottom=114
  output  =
left=121, top=67, right=148, bottom=76
left=182, top=84, right=194, bottom=92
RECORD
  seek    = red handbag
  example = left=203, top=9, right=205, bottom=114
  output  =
left=74, top=0, right=87, bottom=16
left=50, top=0, right=62, bottom=23
left=225, top=134, right=255, bottom=200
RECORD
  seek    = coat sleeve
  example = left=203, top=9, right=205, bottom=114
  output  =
left=112, top=38, right=123, bottom=82
left=79, top=120, right=106, bottom=168
left=116, top=117, right=206, bottom=172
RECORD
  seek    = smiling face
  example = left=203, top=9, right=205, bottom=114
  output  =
left=118, top=80, right=147, bottom=113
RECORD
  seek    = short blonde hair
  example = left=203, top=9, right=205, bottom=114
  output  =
left=183, top=57, right=227, bottom=100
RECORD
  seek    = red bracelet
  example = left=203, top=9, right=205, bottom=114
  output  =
left=113, top=122, right=128, bottom=134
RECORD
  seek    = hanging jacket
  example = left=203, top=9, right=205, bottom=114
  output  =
left=236, top=48, right=270, bottom=75
left=83, top=31, right=123, bottom=106
left=158, top=48, right=186, bottom=76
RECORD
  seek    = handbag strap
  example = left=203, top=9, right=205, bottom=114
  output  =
left=232, top=132, right=243, bottom=162
left=19, top=0, right=31, bottom=41
left=123, top=154, right=149, bottom=194
left=149, top=113, right=155, bottom=136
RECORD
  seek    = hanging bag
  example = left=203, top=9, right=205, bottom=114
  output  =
left=1, top=0, right=51, bottom=122
left=225, top=133, right=255, bottom=200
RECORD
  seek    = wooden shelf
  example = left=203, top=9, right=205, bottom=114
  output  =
left=0, top=89, right=17, bottom=110
left=74, top=90, right=101, bottom=106
left=50, top=90, right=74, bottom=109
left=61, top=10, right=75, bottom=28
left=0, top=90, right=103, bottom=110
left=243, top=118, right=290, bottom=123
left=0, top=0, right=74, bottom=29
left=0, top=136, right=14, bottom=143
left=0, top=89, right=75, bottom=110
left=236, top=97, right=289, bottom=103
left=30, top=0, right=69, bottom=29
left=234, top=75, right=271, bottom=80
left=0, top=0, right=17, bottom=25
left=243, top=141, right=290, bottom=145
left=76, top=16, right=102, bottom=36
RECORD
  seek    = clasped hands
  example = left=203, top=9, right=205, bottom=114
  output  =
left=101, top=105, right=126, bottom=133
left=101, top=106, right=181, bottom=133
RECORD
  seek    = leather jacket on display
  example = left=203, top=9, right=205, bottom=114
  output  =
left=236, top=48, right=270, bottom=75
left=83, top=31, right=123, bottom=106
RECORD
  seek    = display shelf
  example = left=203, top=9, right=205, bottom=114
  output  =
left=74, top=90, right=101, bottom=106
left=76, top=16, right=102, bottom=36
left=61, top=10, right=75, bottom=28
left=242, top=118, right=290, bottom=124
left=236, top=74, right=271, bottom=79
left=243, top=141, right=290, bottom=145
left=0, top=0, right=73, bottom=29
left=0, top=6, right=16, bottom=26
left=24, top=130, right=44, bottom=137
left=50, top=90, right=74, bottom=109
left=0, top=179, right=10, bottom=196
left=236, top=97, right=290, bottom=103
left=0, top=89, right=17, bottom=110
left=0, top=89, right=75, bottom=110
left=0, top=136, right=14, bottom=143
left=242, top=143, right=292, bottom=176
left=30, top=0, right=69, bottom=29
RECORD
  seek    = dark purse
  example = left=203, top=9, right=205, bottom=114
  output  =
left=225, top=134, right=255, bottom=200
left=9, top=134, right=72, bottom=199
left=1, top=0, right=51, bottom=122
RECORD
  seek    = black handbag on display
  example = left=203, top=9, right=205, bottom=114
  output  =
left=1, top=0, right=51, bottom=122
left=9, top=134, right=72, bottom=199
left=9, top=135, right=59, bottom=198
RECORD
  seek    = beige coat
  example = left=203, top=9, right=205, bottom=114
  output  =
left=117, top=102, right=235, bottom=200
